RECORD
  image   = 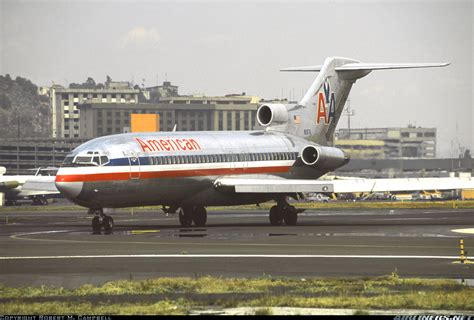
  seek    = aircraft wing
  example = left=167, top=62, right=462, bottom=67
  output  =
left=214, top=176, right=474, bottom=194
left=16, top=176, right=60, bottom=197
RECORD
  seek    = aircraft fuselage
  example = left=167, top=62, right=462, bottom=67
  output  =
left=56, top=130, right=328, bottom=209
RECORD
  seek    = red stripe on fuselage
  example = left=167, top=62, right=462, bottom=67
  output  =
left=55, top=166, right=291, bottom=183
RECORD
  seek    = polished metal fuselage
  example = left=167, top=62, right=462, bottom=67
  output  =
left=56, top=130, right=328, bottom=209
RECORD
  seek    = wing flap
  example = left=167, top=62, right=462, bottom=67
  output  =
left=215, top=177, right=474, bottom=194
left=215, top=178, right=333, bottom=193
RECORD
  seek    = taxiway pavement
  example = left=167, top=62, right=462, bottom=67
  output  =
left=1, top=206, right=473, bottom=288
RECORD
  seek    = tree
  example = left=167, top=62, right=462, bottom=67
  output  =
left=84, top=77, right=96, bottom=89
left=0, top=93, right=12, bottom=109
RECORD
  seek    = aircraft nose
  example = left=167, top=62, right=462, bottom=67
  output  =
left=55, top=180, right=83, bottom=199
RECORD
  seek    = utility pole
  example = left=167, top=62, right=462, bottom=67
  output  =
left=342, top=99, right=356, bottom=138
left=16, top=115, right=20, bottom=174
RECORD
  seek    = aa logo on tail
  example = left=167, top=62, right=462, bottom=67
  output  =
left=316, top=79, right=336, bottom=125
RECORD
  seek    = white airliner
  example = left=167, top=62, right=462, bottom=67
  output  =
left=55, top=56, right=474, bottom=234
left=0, top=166, right=59, bottom=205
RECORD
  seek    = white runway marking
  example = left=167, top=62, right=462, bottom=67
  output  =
left=0, top=254, right=460, bottom=260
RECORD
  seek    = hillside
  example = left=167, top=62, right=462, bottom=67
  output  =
left=0, top=75, right=51, bottom=139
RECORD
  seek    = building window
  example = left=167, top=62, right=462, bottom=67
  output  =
left=227, top=112, right=232, bottom=130
left=218, top=111, right=223, bottom=130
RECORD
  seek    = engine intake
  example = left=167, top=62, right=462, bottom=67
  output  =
left=301, top=145, right=349, bottom=170
left=256, top=104, right=289, bottom=127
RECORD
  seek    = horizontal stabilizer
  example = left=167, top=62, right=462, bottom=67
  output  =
left=280, top=65, right=322, bottom=72
left=336, top=62, right=450, bottom=71
left=280, top=62, right=449, bottom=72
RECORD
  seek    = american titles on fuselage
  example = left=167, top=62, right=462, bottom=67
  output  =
left=135, top=137, right=202, bottom=153
left=316, top=78, right=336, bottom=125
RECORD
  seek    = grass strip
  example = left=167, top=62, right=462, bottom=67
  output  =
left=1, top=274, right=473, bottom=314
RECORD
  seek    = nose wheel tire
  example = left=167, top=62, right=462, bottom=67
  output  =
left=178, top=206, right=207, bottom=227
left=90, top=209, right=114, bottom=235
left=102, top=215, right=114, bottom=235
left=92, top=216, right=102, bottom=234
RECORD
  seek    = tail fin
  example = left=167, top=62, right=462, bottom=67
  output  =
left=281, top=57, right=449, bottom=145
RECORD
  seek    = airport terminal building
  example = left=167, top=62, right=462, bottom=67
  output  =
left=335, top=126, right=437, bottom=159
left=78, top=96, right=259, bottom=139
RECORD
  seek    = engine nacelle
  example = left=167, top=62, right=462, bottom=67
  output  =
left=256, top=104, right=289, bottom=127
left=301, top=145, right=350, bottom=171
left=0, top=181, right=20, bottom=192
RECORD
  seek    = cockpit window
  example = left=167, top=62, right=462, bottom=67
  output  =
left=61, top=151, right=109, bottom=167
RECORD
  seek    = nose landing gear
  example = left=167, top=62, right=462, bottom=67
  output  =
left=178, top=206, right=207, bottom=227
left=89, top=208, right=114, bottom=235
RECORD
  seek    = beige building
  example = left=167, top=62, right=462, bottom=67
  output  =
left=336, top=126, right=437, bottom=158
left=78, top=96, right=258, bottom=139
left=335, top=139, right=386, bottom=159
left=50, top=86, right=139, bottom=138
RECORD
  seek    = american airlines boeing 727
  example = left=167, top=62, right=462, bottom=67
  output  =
left=55, top=57, right=474, bottom=234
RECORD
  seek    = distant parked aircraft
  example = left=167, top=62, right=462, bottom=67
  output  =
left=0, top=167, right=59, bottom=205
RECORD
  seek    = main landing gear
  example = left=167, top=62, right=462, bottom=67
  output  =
left=178, top=206, right=207, bottom=227
left=88, top=208, right=114, bottom=235
left=269, top=200, right=298, bottom=226
left=32, top=196, right=48, bottom=205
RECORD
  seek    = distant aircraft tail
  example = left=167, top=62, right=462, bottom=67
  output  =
left=276, top=56, right=449, bottom=145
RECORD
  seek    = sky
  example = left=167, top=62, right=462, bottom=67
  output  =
left=1, top=0, right=472, bottom=157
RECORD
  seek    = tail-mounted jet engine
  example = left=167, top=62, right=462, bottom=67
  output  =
left=256, top=104, right=289, bottom=127
left=301, top=145, right=350, bottom=171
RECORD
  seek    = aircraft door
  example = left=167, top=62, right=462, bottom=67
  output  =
left=128, top=152, right=141, bottom=179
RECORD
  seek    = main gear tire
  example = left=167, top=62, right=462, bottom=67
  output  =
left=178, top=207, right=193, bottom=227
left=192, top=206, right=207, bottom=227
left=269, top=205, right=284, bottom=226
left=283, top=205, right=298, bottom=226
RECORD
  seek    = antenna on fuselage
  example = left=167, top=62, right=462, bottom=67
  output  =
left=172, top=124, right=177, bottom=132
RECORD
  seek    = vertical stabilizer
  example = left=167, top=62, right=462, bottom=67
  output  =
left=278, top=57, right=449, bottom=145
